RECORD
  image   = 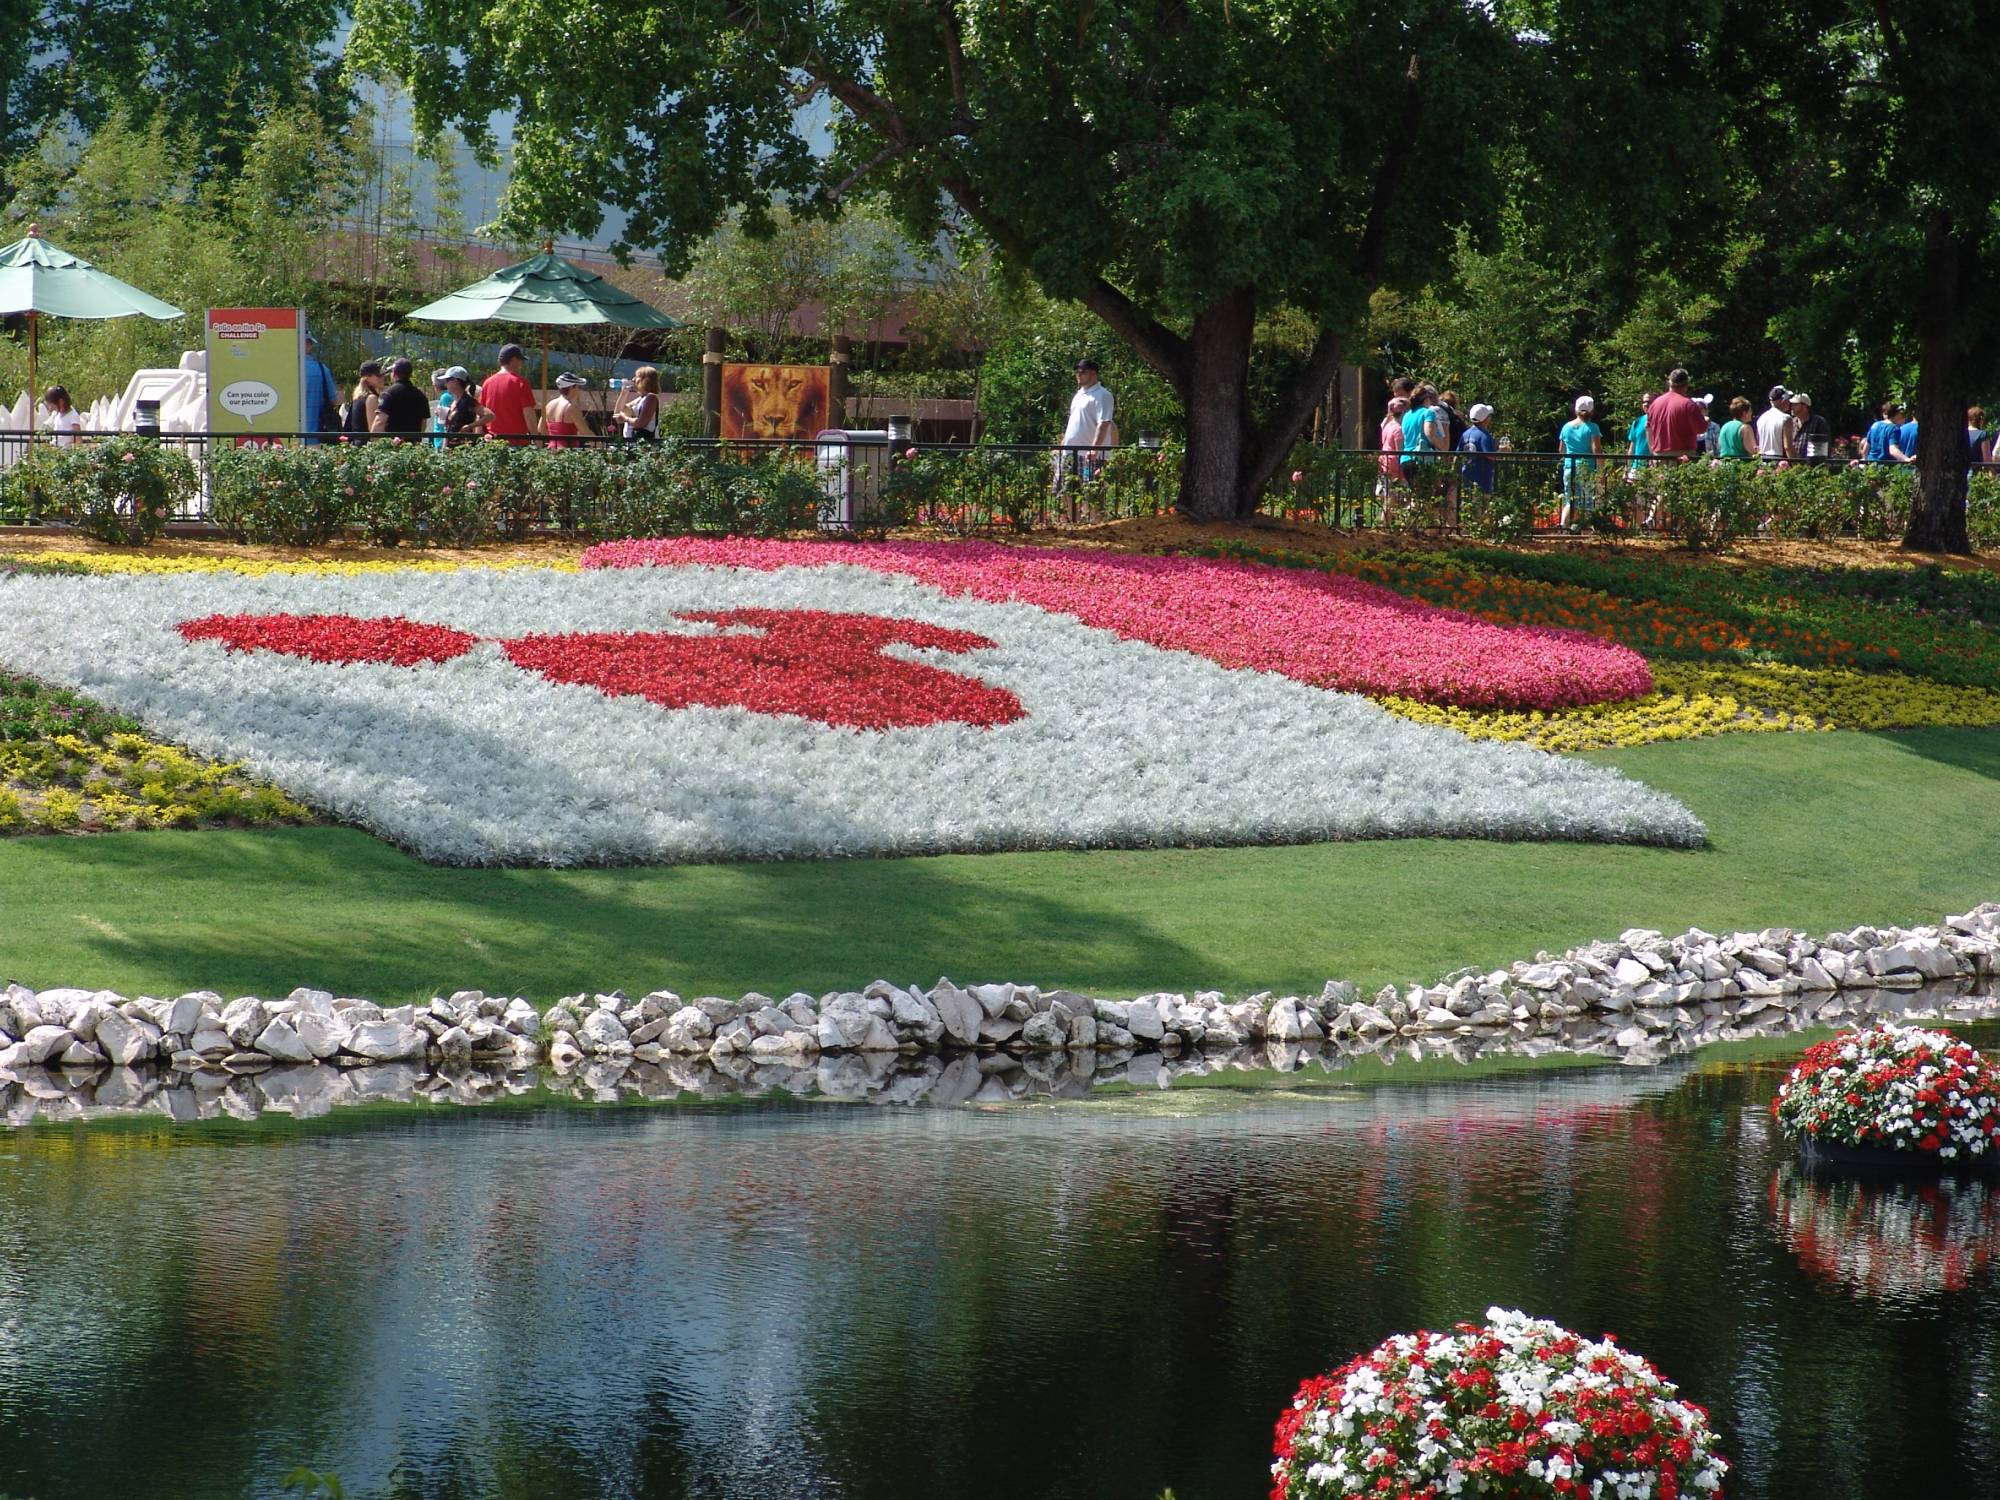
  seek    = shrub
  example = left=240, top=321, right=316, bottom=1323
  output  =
left=211, top=443, right=346, bottom=544
left=39, top=439, right=197, bottom=544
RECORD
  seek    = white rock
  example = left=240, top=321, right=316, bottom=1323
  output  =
left=579, top=1009, right=629, bottom=1051
left=95, top=1011, right=158, bottom=1067
left=293, top=1011, right=346, bottom=1060
left=1124, top=1000, right=1165, bottom=1042
left=24, top=1025, right=74, bottom=1066
left=344, top=1022, right=426, bottom=1062
left=255, top=1019, right=315, bottom=1065
left=220, top=997, right=267, bottom=1049
left=928, top=980, right=983, bottom=1047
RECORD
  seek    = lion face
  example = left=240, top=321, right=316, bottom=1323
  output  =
left=723, top=363, right=827, bottom=440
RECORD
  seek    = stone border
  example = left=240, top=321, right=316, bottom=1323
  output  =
left=3, top=906, right=1996, bottom=1091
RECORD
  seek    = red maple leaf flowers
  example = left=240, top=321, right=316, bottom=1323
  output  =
left=175, top=609, right=1026, bottom=731
left=178, top=611, right=480, bottom=667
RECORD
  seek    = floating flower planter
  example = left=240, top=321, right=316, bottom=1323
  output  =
left=1271, top=1307, right=1728, bottom=1499
left=1773, top=1024, right=2000, bottom=1172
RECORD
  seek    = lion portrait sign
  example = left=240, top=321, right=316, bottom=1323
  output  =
left=721, top=363, right=830, bottom=440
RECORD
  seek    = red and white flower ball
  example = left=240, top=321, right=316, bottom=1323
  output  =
left=1772, top=1024, right=2000, bottom=1161
left=1272, top=1308, right=1728, bottom=1500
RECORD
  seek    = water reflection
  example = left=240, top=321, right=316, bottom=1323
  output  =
left=0, top=1035, right=1997, bottom=1499
left=1772, top=1161, right=2000, bottom=1301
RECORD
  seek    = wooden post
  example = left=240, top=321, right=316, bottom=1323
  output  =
left=829, top=333, right=851, bottom=430
left=702, top=327, right=726, bottom=438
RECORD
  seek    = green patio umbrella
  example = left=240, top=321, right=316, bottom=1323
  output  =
left=402, top=243, right=679, bottom=392
left=0, top=225, right=185, bottom=422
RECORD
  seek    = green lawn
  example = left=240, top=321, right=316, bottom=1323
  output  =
left=1, top=727, right=1994, bottom=1006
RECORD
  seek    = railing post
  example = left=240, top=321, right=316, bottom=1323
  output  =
left=701, top=328, right=726, bottom=439
left=829, top=333, right=851, bottom=430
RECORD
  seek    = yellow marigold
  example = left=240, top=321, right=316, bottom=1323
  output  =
left=1383, top=662, right=2000, bottom=752
left=3, top=551, right=579, bottom=578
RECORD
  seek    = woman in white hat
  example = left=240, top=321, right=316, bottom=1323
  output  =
left=440, top=367, right=483, bottom=443
left=544, top=372, right=589, bottom=449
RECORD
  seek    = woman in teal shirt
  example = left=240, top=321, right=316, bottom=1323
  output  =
left=1717, top=396, right=1754, bottom=459
left=1559, top=395, right=1603, bottom=529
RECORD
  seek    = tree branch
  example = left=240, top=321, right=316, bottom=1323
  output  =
left=941, top=1, right=970, bottom=120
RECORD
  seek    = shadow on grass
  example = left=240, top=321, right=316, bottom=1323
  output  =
left=1879, top=725, right=2000, bottom=782
left=14, top=826, right=1219, bottom=1002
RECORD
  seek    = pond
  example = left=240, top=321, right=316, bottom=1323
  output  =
left=0, top=1030, right=1996, bottom=1500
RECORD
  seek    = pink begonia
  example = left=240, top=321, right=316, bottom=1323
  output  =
left=582, top=539, right=1654, bottom=710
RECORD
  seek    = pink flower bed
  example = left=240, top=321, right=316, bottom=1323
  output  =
left=580, top=539, right=1654, bottom=710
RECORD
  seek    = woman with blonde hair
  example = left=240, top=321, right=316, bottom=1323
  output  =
left=615, top=366, right=660, bottom=442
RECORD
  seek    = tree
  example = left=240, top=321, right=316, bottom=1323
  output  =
left=349, top=0, right=1509, bottom=519
left=675, top=202, right=910, bottom=361
left=1748, top=2, right=2000, bottom=553
left=1, top=0, right=349, bottom=190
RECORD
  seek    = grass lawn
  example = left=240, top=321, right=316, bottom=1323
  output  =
left=0, top=726, right=1993, bottom=1006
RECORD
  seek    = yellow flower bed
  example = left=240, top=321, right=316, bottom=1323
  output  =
left=3, top=551, right=578, bottom=578
left=1383, top=662, right=2000, bottom=752
left=0, top=731, right=310, bottom=833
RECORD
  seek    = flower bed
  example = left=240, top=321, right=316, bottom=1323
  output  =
left=582, top=539, right=1656, bottom=711
left=0, top=669, right=307, bottom=834
left=0, top=559, right=1701, bottom=863
left=1271, top=1307, right=1728, bottom=1500
left=1773, top=1024, right=2000, bottom=1163
left=1384, top=661, right=2000, bottom=752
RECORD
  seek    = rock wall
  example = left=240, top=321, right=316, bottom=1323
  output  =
left=1, top=905, right=1995, bottom=1124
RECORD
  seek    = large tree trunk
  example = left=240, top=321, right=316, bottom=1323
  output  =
left=1904, top=209, right=1972, bottom=554
left=1177, top=287, right=1258, bottom=521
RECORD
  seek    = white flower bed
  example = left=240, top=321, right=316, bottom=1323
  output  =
left=0, top=565, right=1702, bottom=864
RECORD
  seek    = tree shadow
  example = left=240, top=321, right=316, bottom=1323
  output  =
left=1878, top=725, right=2000, bottom=782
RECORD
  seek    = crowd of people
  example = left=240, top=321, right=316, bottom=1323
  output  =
left=1376, top=370, right=1997, bottom=528
left=322, top=343, right=670, bottom=448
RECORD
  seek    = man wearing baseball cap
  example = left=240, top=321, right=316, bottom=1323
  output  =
left=1756, top=386, right=1795, bottom=460
left=482, top=343, right=540, bottom=442
left=1459, top=403, right=1498, bottom=495
left=1054, top=357, right=1116, bottom=485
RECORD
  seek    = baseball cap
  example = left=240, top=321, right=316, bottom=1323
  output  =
left=389, top=357, right=413, bottom=379
left=1468, top=403, right=1494, bottom=422
left=357, top=359, right=382, bottom=377
left=1769, top=385, right=1790, bottom=404
left=442, top=366, right=471, bottom=383
left=555, top=372, right=587, bottom=389
left=499, top=343, right=527, bottom=364
left=1790, top=392, right=1812, bottom=407
left=1075, top=358, right=1100, bottom=373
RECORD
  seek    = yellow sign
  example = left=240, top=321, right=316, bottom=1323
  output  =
left=205, top=307, right=306, bottom=444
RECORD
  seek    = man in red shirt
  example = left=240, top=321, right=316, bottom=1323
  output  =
left=1644, top=368, right=1705, bottom=459
left=481, top=343, right=540, bottom=443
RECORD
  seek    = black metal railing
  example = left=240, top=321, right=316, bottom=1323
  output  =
left=0, top=428, right=1992, bottom=539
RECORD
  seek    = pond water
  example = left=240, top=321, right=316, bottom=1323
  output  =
left=1, top=1032, right=1997, bottom=1500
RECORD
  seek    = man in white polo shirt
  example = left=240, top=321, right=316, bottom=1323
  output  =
left=1054, top=357, right=1116, bottom=486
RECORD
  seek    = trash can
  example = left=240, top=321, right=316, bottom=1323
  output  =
left=815, top=429, right=890, bottom=532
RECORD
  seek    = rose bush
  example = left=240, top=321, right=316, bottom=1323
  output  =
left=1271, top=1307, right=1728, bottom=1500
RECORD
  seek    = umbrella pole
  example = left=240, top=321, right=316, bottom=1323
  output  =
left=540, top=326, right=550, bottom=401
left=25, top=311, right=36, bottom=444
